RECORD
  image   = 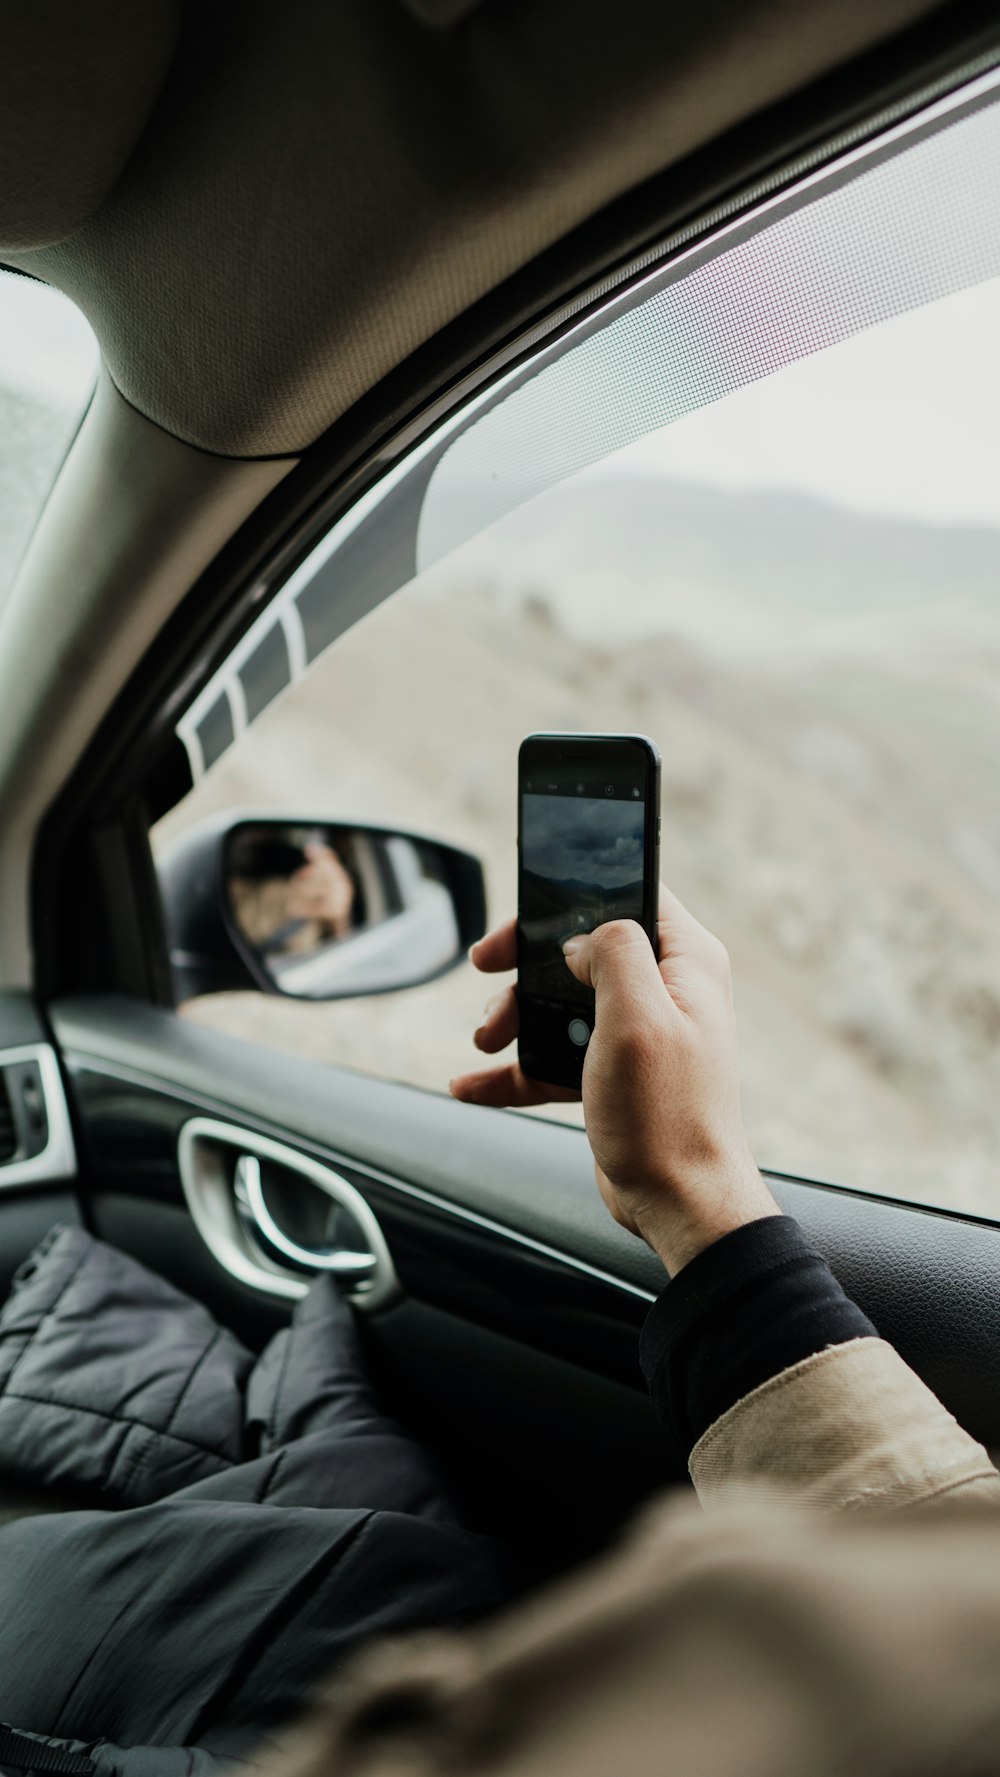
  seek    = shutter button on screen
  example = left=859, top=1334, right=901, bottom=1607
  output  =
left=567, top=1018, right=590, bottom=1047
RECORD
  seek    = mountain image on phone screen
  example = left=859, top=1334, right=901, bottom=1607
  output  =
left=520, top=792, right=646, bottom=1003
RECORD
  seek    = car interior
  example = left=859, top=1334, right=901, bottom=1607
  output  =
left=2, top=0, right=1000, bottom=1607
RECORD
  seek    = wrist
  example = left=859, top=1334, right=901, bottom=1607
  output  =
left=635, top=1160, right=780, bottom=1277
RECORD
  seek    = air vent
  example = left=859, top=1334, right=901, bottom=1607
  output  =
left=0, top=1073, right=18, bottom=1164
left=0, top=1045, right=73, bottom=1188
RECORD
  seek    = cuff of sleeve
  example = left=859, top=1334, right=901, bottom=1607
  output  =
left=640, top=1214, right=876, bottom=1458
left=690, top=1336, right=1000, bottom=1511
left=639, top=1215, right=816, bottom=1382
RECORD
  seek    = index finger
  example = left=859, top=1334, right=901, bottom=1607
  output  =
left=469, top=918, right=517, bottom=973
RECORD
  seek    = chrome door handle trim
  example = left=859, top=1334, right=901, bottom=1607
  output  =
left=233, top=1153, right=378, bottom=1278
left=177, top=1116, right=399, bottom=1309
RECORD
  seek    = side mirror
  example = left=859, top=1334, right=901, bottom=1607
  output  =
left=157, top=815, right=487, bottom=1002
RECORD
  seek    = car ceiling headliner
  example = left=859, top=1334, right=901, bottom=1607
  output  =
left=1, top=0, right=953, bottom=460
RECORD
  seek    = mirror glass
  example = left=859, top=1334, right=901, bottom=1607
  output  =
left=224, top=821, right=462, bottom=999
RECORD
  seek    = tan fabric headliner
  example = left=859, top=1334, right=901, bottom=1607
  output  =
left=5, top=0, right=952, bottom=457
left=0, top=0, right=182, bottom=250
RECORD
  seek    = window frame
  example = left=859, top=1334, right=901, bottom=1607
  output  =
left=30, top=30, right=1000, bottom=1012
left=178, top=61, right=1000, bottom=795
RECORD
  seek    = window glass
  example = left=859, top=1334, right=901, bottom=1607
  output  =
left=154, top=74, right=1000, bottom=1219
left=0, top=269, right=99, bottom=599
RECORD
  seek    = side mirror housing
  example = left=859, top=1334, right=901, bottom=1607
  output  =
left=157, top=814, right=487, bottom=1003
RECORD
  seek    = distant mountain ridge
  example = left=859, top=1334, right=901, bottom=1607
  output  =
left=521, top=868, right=643, bottom=905
left=467, top=472, right=1000, bottom=649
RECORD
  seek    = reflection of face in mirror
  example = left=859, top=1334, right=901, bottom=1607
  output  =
left=227, top=828, right=363, bottom=963
left=225, top=821, right=463, bottom=1000
left=284, top=844, right=355, bottom=938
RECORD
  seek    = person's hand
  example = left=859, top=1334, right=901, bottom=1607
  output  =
left=450, top=887, right=779, bottom=1275
left=286, top=844, right=355, bottom=936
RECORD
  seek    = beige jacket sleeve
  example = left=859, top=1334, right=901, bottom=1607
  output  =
left=260, top=1491, right=1000, bottom=1777
left=690, top=1334, right=1000, bottom=1511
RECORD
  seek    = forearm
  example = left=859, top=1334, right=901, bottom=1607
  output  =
left=643, top=1215, right=1000, bottom=1511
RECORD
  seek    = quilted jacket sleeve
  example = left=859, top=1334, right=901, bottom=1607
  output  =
left=0, top=1224, right=254, bottom=1505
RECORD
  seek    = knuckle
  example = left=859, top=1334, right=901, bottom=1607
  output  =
left=593, top=919, right=641, bottom=955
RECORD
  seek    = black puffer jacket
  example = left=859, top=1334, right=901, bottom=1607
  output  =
left=0, top=1227, right=500, bottom=1777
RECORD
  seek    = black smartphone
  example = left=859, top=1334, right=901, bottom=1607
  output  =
left=517, top=732, right=661, bottom=1089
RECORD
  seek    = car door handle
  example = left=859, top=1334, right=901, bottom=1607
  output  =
left=177, top=1116, right=399, bottom=1309
left=233, top=1153, right=377, bottom=1279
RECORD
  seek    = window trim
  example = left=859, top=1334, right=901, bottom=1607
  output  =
left=175, top=57, right=1000, bottom=787
left=31, top=24, right=1000, bottom=1007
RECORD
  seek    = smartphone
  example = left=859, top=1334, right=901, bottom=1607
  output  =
left=517, top=732, right=661, bottom=1089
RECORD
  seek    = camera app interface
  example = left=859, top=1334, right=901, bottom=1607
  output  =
left=520, top=764, right=646, bottom=1004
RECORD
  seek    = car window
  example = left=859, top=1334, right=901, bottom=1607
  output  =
left=0, top=269, right=98, bottom=598
left=153, top=72, right=1000, bottom=1219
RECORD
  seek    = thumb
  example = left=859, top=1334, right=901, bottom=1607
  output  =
left=563, top=920, right=664, bottom=1021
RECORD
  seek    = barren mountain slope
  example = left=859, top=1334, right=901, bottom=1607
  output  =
left=165, top=470, right=1000, bottom=1214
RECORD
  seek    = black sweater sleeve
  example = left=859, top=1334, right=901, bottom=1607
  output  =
left=639, top=1215, right=877, bottom=1460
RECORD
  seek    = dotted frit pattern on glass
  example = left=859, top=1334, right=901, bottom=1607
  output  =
left=416, top=91, right=1000, bottom=572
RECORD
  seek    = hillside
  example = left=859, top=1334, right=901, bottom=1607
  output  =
left=160, top=469, right=1000, bottom=1218
left=462, top=472, right=1000, bottom=648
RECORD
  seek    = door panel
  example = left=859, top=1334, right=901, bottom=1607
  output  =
left=75, top=1185, right=669, bottom=1572
left=73, top=1067, right=651, bottom=1388
left=53, top=995, right=664, bottom=1297
left=55, top=994, right=676, bottom=1568
left=52, top=991, right=1000, bottom=1462
left=67, top=1057, right=676, bottom=1564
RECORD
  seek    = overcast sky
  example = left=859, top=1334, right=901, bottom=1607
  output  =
left=594, top=276, right=1000, bottom=531
left=523, top=795, right=645, bottom=888
left=3, top=254, right=998, bottom=540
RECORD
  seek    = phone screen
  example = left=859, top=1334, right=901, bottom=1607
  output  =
left=517, top=735, right=659, bottom=1085
left=520, top=777, right=647, bottom=1007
